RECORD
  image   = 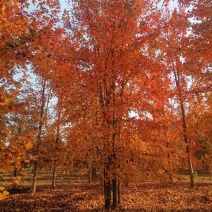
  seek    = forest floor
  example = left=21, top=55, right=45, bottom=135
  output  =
left=0, top=180, right=212, bottom=211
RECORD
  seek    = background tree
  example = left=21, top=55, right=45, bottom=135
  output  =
left=0, top=0, right=31, bottom=172
left=179, top=0, right=212, bottom=176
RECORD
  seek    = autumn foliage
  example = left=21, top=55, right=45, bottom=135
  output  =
left=0, top=0, right=211, bottom=209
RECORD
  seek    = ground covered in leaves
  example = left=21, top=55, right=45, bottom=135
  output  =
left=0, top=182, right=212, bottom=211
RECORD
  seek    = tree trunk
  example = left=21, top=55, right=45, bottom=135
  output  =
left=173, top=67, right=195, bottom=188
left=104, top=168, right=111, bottom=210
left=104, top=166, right=120, bottom=210
left=118, top=182, right=120, bottom=205
left=166, top=141, right=174, bottom=183
left=32, top=161, right=38, bottom=193
left=88, top=165, right=92, bottom=184
left=13, top=168, right=18, bottom=177
left=181, top=101, right=195, bottom=188
left=52, top=165, right=56, bottom=189
left=32, top=80, right=46, bottom=193
left=188, top=158, right=195, bottom=188
left=105, top=180, right=111, bottom=210
left=51, top=99, right=61, bottom=189
left=112, top=179, right=118, bottom=209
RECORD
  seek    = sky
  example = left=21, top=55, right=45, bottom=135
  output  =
left=26, top=0, right=178, bottom=14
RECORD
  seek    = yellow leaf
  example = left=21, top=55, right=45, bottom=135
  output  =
left=25, top=142, right=33, bottom=149
left=0, top=187, right=9, bottom=201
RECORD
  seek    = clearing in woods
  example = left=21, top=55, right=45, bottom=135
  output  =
left=0, top=177, right=212, bottom=211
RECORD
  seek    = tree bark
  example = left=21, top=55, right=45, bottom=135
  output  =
left=118, top=182, right=120, bottom=206
left=88, top=165, right=92, bottom=184
left=173, top=66, right=195, bottom=188
left=105, top=180, right=111, bottom=210
left=104, top=170, right=120, bottom=209
left=51, top=99, right=61, bottom=189
left=112, top=179, right=118, bottom=209
left=32, top=80, right=46, bottom=193
left=188, top=157, right=195, bottom=188
left=181, top=101, right=195, bottom=188
left=104, top=167, right=112, bottom=210
left=32, top=161, right=38, bottom=193
left=52, top=165, right=56, bottom=189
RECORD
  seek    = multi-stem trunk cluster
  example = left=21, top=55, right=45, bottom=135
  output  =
left=104, top=154, right=121, bottom=210
left=98, top=76, right=122, bottom=209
